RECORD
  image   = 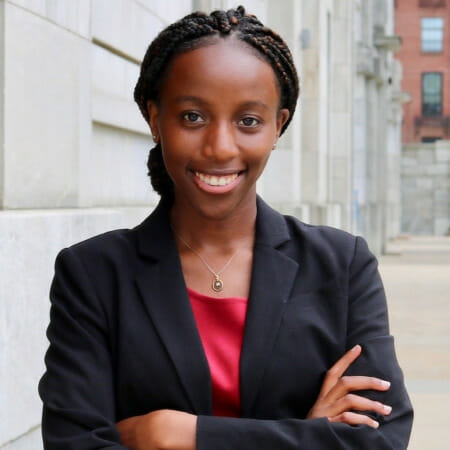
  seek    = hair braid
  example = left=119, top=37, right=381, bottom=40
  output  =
left=134, top=6, right=299, bottom=199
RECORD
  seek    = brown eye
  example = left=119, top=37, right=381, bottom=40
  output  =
left=239, top=117, right=260, bottom=127
left=182, top=112, right=204, bottom=123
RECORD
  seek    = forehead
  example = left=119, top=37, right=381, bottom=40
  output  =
left=158, top=39, right=280, bottom=107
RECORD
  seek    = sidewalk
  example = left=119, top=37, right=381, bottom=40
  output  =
left=379, top=236, right=450, bottom=450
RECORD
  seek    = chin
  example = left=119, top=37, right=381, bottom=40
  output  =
left=197, top=194, right=256, bottom=222
left=194, top=201, right=237, bottom=221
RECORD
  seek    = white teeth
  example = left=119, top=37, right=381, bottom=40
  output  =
left=195, top=171, right=238, bottom=186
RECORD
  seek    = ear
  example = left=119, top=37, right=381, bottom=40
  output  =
left=276, top=108, right=290, bottom=136
left=147, top=100, right=160, bottom=142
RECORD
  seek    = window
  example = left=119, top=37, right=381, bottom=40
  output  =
left=421, top=137, right=441, bottom=143
left=421, top=17, right=444, bottom=52
left=419, top=0, right=446, bottom=7
left=422, top=73, right=442, bottom=116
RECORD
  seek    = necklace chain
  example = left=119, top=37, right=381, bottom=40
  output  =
left=171, top=226, right=239, bottom=292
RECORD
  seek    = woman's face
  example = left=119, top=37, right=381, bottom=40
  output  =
left=147, top=38, right=289, bottom=220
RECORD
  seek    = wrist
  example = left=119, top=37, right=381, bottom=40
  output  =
left=154, top=410, right=197, bottom=450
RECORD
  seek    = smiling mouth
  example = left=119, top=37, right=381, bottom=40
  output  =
left=194, top=171, right=239, bottom=186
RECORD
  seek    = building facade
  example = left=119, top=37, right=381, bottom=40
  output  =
left=401, top=140, right=450, bottom=235
left=395, top=0, right=450, bottom=143
left=297, top=0, right=403, bottom=253
left=394, top=0, right=450, bottom=236
left=0, top=1, right=402, bottom=448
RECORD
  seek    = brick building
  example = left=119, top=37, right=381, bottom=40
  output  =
left=395, top=0, right=450, bottom=143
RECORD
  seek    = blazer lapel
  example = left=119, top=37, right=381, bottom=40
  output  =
left=132, top=197, right=299, bottom=417
left=133, top=200, right=212, bottom=415
left=240, top=198, right=299, bottom=416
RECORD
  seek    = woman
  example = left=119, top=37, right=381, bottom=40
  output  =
left=39, top=6, right=413, bottom=450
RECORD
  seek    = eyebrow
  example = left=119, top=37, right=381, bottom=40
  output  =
left=240, top=100, right=269, bottom=110
left=174, top=96, right=269, bottom=110
left=174, top=95, right=210, bottom=105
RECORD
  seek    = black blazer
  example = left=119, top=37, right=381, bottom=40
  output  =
left=39, top=197, right=413, bottom=449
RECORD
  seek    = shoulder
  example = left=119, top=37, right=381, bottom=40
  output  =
left=276, top=214, right=381, bottom=304
left=58, top=228, right=137, bottom=266
left=281, top=214, right=374, bottom=275
left=285, top=215, right=357, bottom=253
left=57, top=199, right=169, bottom=264
left=50, top=229, right=141, bottom=302
left=256, top=197, right=371, bottom=270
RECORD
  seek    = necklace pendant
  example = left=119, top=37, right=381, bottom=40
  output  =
left=212, top=275, right=223, bottom=292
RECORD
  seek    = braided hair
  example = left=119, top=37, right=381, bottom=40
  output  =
left=134, top=5, right=299, bottom=199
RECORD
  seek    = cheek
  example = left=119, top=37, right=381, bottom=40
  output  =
left=243, top=147, right=272, bottom=178
left=161, top=149, right=187, bottom=176
left=159, top=133, right=193, bottom=169
left=238, top=135, right=274, bottom=164
left=160, top=122, right=202, bottom=152
left=238, top=120, right=278, bottom=147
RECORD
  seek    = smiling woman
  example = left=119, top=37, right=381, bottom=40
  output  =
left=38, top=5, right=413, bottom=450
left=147, top=38, right=289, bottom=224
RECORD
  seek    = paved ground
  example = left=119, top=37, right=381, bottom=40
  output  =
left=379, top=236, right=450, bottom=450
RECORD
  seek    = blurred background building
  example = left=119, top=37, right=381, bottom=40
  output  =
left=0, top=0, right=446, bottom=448
left=395, top=0, right=450, bottom=235
left=396, top=0, right=450, bottom=144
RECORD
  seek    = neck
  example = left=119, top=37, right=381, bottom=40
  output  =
left=169, top=196, right=257, bottom=251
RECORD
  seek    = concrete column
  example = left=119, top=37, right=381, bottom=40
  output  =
left=0, top=1, right=4, bottom=208
left=300, top=1, right=326, bottom=207
left=327, top=0, right=353, bottom=229
left=262, top=0, right=303, bottom=212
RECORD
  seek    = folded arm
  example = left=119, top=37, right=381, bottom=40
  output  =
left=39, top=248, right=127, bottom=449
left=119, top=236, right=413, bottom=450
left=194, top=237, right=412, bottom=449
left=41, top=236, right=413, bottom=450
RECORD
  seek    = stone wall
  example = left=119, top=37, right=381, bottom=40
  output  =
left=296, top=0, right=404, bottom=253
left=401, top=141, right=450, bottom=235
left=0, top=1, right=191, bottom=448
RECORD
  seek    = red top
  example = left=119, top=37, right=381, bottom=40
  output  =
left=187, top=287, right=248, bottom=417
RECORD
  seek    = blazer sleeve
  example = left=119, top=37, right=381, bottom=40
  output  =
left=38, top=248, right=128, bottom=449
left=196, top=236, right=413, bottom=450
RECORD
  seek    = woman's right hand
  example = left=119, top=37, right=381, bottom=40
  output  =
left=116, top=409, right=197, bottom=450
left=306, top=345, right=392, bottom=429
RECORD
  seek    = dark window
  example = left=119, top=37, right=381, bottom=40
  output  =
left=421, top=136, right=441, bottom=143
left=422, top=73, right=442, bottom=116
left=419, top=0, right=446, bottom=7
left=421, top=17, right=444, bottom=52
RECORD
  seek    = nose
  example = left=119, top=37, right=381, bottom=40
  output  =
left=201, top=121, right=239, bottom=162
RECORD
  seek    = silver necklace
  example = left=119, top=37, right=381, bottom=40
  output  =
left=171, top=227, right=239, bottom=293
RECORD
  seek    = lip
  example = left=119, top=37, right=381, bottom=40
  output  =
left=190, top=168, right=244, bottom=176
left=191, top=169, right=244, bottom=194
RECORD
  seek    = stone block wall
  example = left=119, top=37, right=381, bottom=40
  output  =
left=0, top=1, right=192, bottom=448
left=401, top=141, right=450, bottom=235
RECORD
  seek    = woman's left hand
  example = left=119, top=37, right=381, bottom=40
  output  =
left=116, top=409, right=197, bottom=450
left=306, top=345, right=391, bottom=428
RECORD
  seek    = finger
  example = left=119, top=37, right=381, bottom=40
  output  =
left=326, top=375, right=391, bottom=402
left=325, top=393, right=392, bottom=418
left=329, top=411, right=380, bottom=429
left=320, top=345, right=362, bottom=397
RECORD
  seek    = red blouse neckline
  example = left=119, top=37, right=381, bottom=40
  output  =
left=187, top=286, right=248, bottom=303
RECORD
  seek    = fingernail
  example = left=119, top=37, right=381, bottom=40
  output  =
left=373, top=421, right=380, bottom=429
left=352, top=345, right=361, bottom=352
left=380, top=380, right=391, bottom=388
left=383, top=404, right=392, bottom=414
